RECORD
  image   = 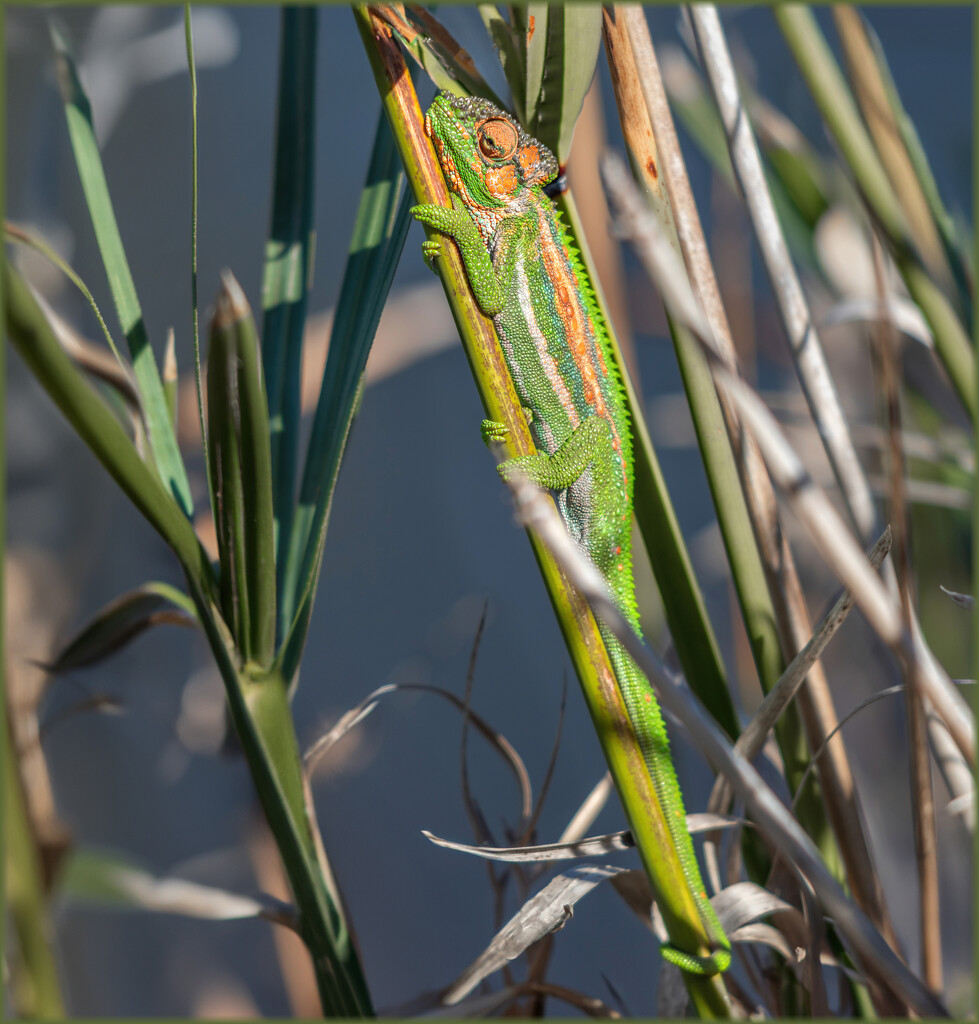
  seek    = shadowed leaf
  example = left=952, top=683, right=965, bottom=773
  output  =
left=59, top=847, right=296, bottom=927
left=42, top=583, right=197, bottom=674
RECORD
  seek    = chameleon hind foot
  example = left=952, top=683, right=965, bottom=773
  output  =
left=481, top=419, right=509, bottom=446
left=660, top=942, right=732, bottom=977
left=420, top=240, right=443, bottom=272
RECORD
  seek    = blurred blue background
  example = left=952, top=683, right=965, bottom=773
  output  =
left=5, top=5, right=972, bottom=1016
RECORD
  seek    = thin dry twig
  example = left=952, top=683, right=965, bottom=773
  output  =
left=870, top=234, right=942, bottom=992
left=303, top=681, right=532, bottom=818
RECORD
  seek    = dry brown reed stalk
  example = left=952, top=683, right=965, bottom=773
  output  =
left=869, top=235, right=942, bottom=992
left=610, top=5, right=899, bottom=970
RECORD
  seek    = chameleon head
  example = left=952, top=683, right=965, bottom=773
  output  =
left=424, top=92, right=559, bottom=211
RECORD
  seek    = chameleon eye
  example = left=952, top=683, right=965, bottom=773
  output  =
left=477, top=118, right=518, bottom=161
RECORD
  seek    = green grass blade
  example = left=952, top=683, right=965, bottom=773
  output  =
left=187, top=592, right=373, bottom=1016
left=261, top=7, right=317, bottom=597
left=206, top=274, right=277, bottom=666
left=5, top=260, right=213, bottom=596
left=185, top=5, right=213, bottom=516
left=278, top=108, right=411, bottom=683
left=519, top=4, right=549, bottom=127
left=479, top=5, right=525, bottom=113
left=49, top=20, right=194, bottom=516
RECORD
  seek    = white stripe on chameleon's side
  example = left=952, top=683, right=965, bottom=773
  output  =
left=514, top=253, right=580, bottom=451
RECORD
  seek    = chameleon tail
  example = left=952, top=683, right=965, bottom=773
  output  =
left=599, top=623, right=731, bottom=976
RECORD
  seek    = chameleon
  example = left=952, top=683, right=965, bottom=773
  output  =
left=411, top=93, right=731, bottom=977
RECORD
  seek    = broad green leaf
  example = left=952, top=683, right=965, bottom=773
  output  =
left=261, top=7, right=317, bottom=591
left=519, top=4, right=548, bottom=129
left=49, top=20, right=193, bottom=517
left=278, top=109, right=411, bottom=684
left=43, top=583, right=197, bottom=674
left=525, top=5, right=602, bottom=163
left=206, top=274, right=277, bottom=667
left=401, top=6, right=505, bottom=107
left=479, top=6, right=523, bottom=114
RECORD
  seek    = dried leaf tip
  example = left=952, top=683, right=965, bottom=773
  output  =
left=163, top=327, right=177, bottom=383
left=214, top=269, right=251, bottom=328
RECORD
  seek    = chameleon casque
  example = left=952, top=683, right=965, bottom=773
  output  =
left=411, top=92, right=730, bottom=976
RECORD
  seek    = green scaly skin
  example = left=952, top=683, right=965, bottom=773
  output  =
left=412, top=93, right=731, bottom=976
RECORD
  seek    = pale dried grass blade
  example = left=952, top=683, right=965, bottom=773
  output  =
left=441, top=865, right=624, bottom=1004
left=423, top=813, right=742, bottom=864
left=820, top=297, right=933, bottom=349
left=939, top=586, right=974, bottom=610
left=422, top=828, right=634, bottom=862
left=60, top=849, right=296, bottom=928
left=558, top=773, right=614, bottom=844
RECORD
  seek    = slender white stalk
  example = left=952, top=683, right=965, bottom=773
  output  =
left=688, top=6, right=877, bottom=542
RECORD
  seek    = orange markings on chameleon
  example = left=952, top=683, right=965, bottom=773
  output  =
left=518, top=145, right=540, bottom=177
left=486, top=164, right=519, bottom=198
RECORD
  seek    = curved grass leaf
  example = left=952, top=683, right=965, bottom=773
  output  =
left=442, top=865, right=625, bottom=1005
left=59, top=847, right=296, bottom=927
left=48, top=20, right=194, bottom=516
left=278, top=108, right=411, bottom=683
left=42, top=582, right=198, bottom=674
left=261, top=7, right=317, bottom=592
left=4, top=260, right=214, bottom=595
left=4, top=221, right=123, bottom=365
